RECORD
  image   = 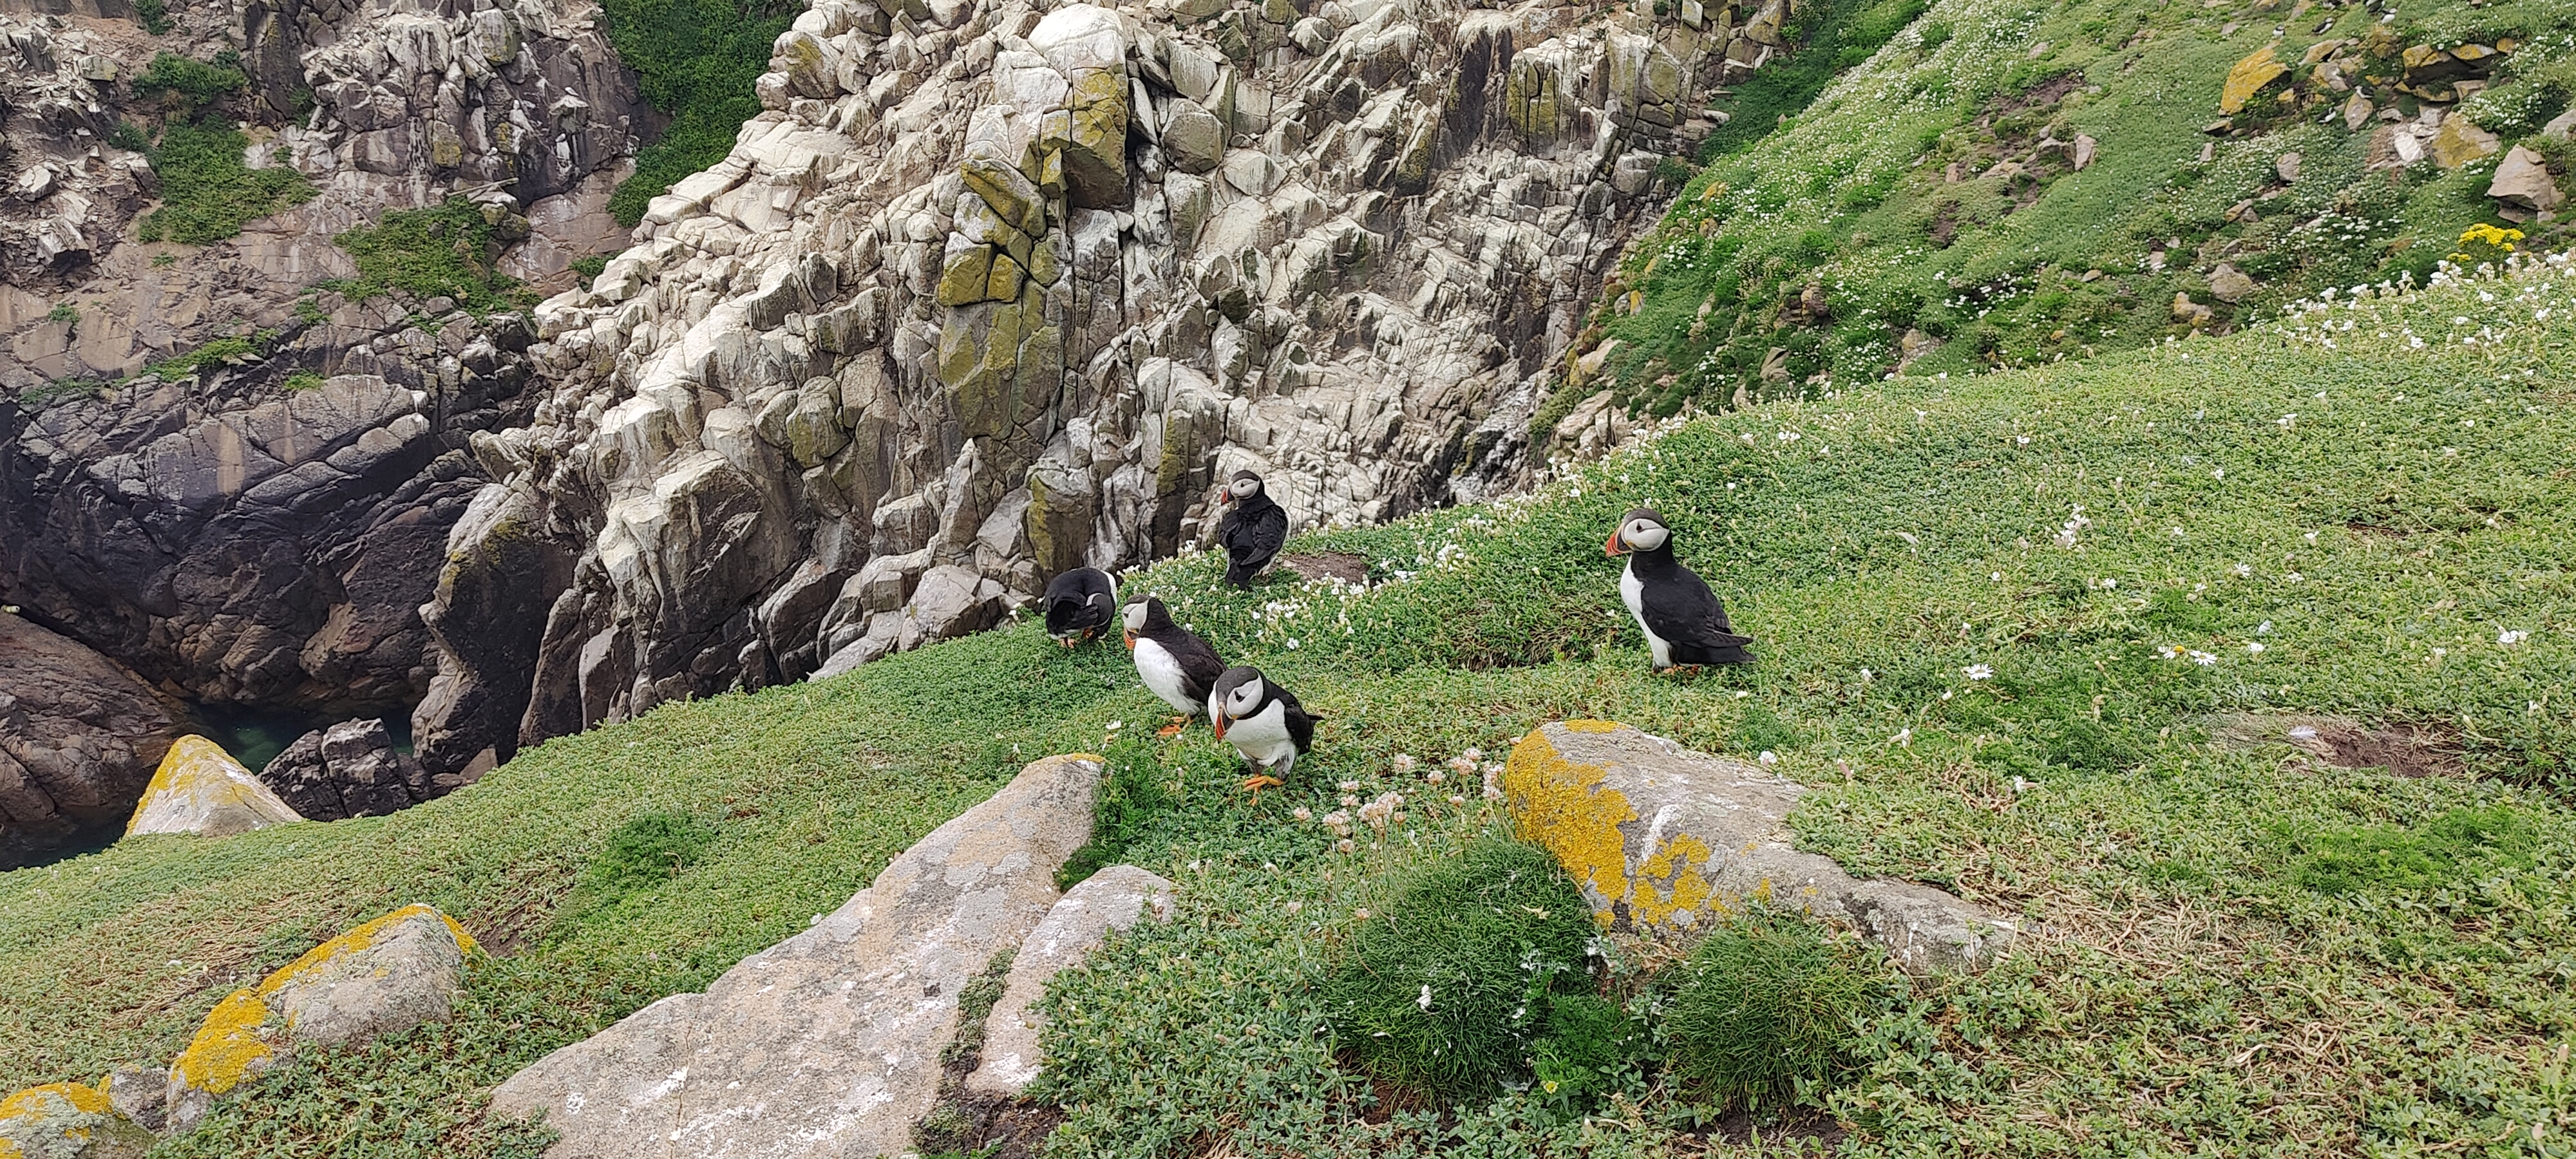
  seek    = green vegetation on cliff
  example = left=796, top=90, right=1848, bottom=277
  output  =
left=5, top=253, right=2572, bottom=1154
left=321, top=199, right=534, bottom=314
left=126, top=52, right=317, bottom=245
left=597, top=0, right=797, bottom=225
left=1582, top=0, right=2576, bottom=414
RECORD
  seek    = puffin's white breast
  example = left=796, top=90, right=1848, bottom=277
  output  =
left=1225, top=700, right=1300, bottom=770
left=1620, top=560, right=1671, bottom=667
left=1135, top=638, right=1198, bottom=715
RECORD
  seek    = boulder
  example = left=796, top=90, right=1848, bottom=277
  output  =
left=2432, top=117, right=2501, bottom=169
left=1503, top=722, right=2016, bottom=972
left=0, top=1082, right=154, bottom=1159
left=0, top=612, right=181, bottom=867
left=2219, top=46, right=2286, bottom=114
left=491, top=753, right=1104, bottom=1159
left=2207, top=263, right=2255, bottom=304
left=124, top=737, right=303, bottom=840
left=1160, top=98, right=1226, bottom=174
left=2489, top=145, right=2564, bottom=214
left=965, top=865, right=1177, bottom=1097
left=166, top=905, right=478, bottom=1129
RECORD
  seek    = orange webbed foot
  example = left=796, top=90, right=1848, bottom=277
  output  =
left=1240, top=774, right=1283, bottom=795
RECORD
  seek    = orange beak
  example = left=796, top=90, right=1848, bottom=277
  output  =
left=1122, top=630, right=1137, bottom=650
left=1212, top=713, right=1228, bottom=740
left=1604, top=530, right=1625, bottom=557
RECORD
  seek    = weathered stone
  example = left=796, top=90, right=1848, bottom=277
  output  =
left=2219, top=46, right=2287, bottom=113
left=491, top=754, right=1105, bottom=1159
left=257, top=719, right=428, bottom=821
left=2432, top=117, right=2501, bottom=169
left=0, top=1082, right=153, bottom=1159
left=2489, top=145, right=2564, bottom=214
left=166, top=905, right=477, bottom=1130
left=0, top=613, right=181, bottom=867
left=124, top=737, right=302, bottom=839
left=967, top=865, right=1177, bottom=1097
left=1057, top=68, right=1132, bottom=207
left=102, top=1068, right=164, bottom=1134
left=1504, top=722, right=2016, bottom=972
left=960, top=151, right=1048, bottom=237
left=1160, top=97, right=1226, bottom=174
left=2208, top=262, right=2255, bottom=304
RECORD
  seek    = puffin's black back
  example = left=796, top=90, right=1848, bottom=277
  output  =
left=1133, top=596, right=1229, bottom=695
left=1043, top=567, right=1117, bottom=637
left=1218, top=475, right=1288, bottom=587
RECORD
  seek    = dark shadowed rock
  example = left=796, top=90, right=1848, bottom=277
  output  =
left=0, top=611, right=181, bottom=867
left=258, top=717, right=434, bottom=821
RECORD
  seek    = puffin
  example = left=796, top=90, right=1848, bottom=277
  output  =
left=1208, top=664, right=1315, bottom=793
left=1216, top=470, right=1288, bottom=588
left=1605, top=507, right=1754, bottom=670
left=1122, top=594, right=1229, bottom=735
left=1041, top=567, right=1118, bottom=646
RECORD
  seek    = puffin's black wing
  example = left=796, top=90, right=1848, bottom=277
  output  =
left=1160, top=628, right=1230, bottom=701
left=1272, top=684, right=1318, bottom=753
left=1640, top=564, right=1755, bottom=665
left=1220, top=503, right=1288, bottom=586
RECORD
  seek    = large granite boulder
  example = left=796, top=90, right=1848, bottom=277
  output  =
left=123, top=737, right=303, bottom=840
left=0, top=611, right=180, bottom=867
left=166, top=905, right=479, bottom=1130
left=1504, top=721, right=2016, bottom=972
left=491, top=753, right=1105, bottom=1158
left=966, top=863, right=1177, bottom=1097
left=0, top=1081, right=155, bottom=1159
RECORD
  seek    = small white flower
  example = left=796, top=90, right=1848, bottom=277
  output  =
left=2190, top=650, right=2217, bottom=666
left=1448, top=795, right=1466, bottom=806
left=1293, top=806, right=1313, bottom=822
left=1991, top=571, right=2004, bottom=580
left=1105, top=720, right=1123, bottom=731
left=1776, top=429, right=1802, bottom=442
left=2246, top=641, right=2265, bottom=655
left=2304, top=531, right=2318, bottom=544
left=1461, top=748, right=1484, bottom=762
left=1418, top=985, right=1434, bottom=1012
left=2256, top=620, right=2272, bottom=634
left=2211, top=467, right=2226, bottom=479
left=1338, top=780, right=1359, bottom=792
left=1963, top=664, right=1994, bottom=680
left=2285, top=572, right=2304, bottom=583
left=1858, top=668, right=1874, bottom=681
left=1390, top=754, right=1418, bottom=774
left=2233, top=563, right=2253, bottom=578
left=1891, top=727, right=1913, bottom=746
left=1758, top=750, right=1779, bottom=765
left=2101, top=578, right=2117, bottom=589
left=2016, top=435, right=2031, bottom=445
left=1425, top=769, right=1445, bottom=784
left=2500, top=629, right=2530, bottom=645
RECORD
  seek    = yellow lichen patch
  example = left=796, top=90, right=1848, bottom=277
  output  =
left=1631, top=832, right=1716, bottom=927
left=172, top=990, right=274, bottom=1095
left=2219, top=46, right=2287, bottom=113
left=255, top=904, right=476, bottom=995
left=1562, top=719, right=1623, bottom=733
left=1503, top=729, right=1637, bottom=927
left=0, top=1081, right=115, bottom=1123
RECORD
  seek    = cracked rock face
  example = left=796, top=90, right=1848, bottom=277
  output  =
left=0, top=610, right=182, bottom=868
left=422, top=0, right=1772, bottom=772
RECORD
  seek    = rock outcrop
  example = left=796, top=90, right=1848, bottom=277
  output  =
left=491, top=752, right=1104, bottom=1158
left=966, top=862, right=1175, bottom=1097
left=420, top=0, right=1776, bottom=769
left=0, top=610, right=182, bottom=867
left=257, top=717, right=438, bottom=820
left=0, top=1080, right=156, bottom=1159
left=1505, top=721, right=2016, bottom=972
left=165, top=904, right=479, bottom=1130
left=122, top=735, right=303, bottom=838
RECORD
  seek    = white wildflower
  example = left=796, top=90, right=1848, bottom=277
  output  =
left=2500, top=629, right=2530, bottom=645
left=1963, top=664, right=1994, bottom=681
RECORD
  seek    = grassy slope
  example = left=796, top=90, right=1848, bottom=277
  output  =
left=1588, top=0, right=2576, bottom=411
left=4, top=263, right=2576, bottom=1155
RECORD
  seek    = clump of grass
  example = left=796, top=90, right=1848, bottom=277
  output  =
left=569, top=253, right=612, bottom=283
left=146, top=330, right=278, bottom=381
left=1321, top=835, right=1595, bottom=1099
left=1528, top=992, right=1647, bottom=1111
left=1662, top=909, right=1892, bottom=1112
left=598, top=0, right=797, bottom=225
left=2292, top=804, right=2543, bottom=896
left=280, top=370, right=325, bottom=391
left=585, top=810, right=716, bottom=895
left=1057, top=735, right=1178, bottom=890
left=322, top=199, right=531, bottom=314
left=133, top=0, right=171, bottom=35
left=130, top=51, right=245, bottom=115
left=44, top=303, right=77, bottom=325
left=135, top=122, right=315, bottom=245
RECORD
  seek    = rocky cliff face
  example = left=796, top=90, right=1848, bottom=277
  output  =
left=416, top=0, right=1785, bottom=773
left=1, top=0, right=645, bottom=800
left=0, top=610, right=182, bottom=867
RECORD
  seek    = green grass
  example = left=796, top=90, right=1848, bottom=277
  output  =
left=321, top=199, right=533, bottom=314
left=5, top=261, right=2576, bottom=1154
left=1318, top=834, right=1595, bottom=1100
left=596, top=0, right=797, bottom=225
left=131, top=52, right=246, bottom=116
left=145, top=331, right=278, bottom=382
left=1663, top=909, right=1895, bottom=1112
left=1589, top=0, right=2576, bottom=412
left=135, top=122, right=316, bottom=245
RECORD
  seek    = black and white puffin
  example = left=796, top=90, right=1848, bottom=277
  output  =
left=1122, top=595, right=1229, bottom=735
left=1041, top=567, right=1118, bottom=646
left=1605, top=507, right=1754, bottom=670
left=1208, top=664, right=1315, bottom=793
left=1216, top=470, right=1288, bottom=589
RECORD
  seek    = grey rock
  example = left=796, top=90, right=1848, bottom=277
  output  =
left=2208, top=262, right=2255, bottom=303
left=2490, top=145, right=2565, bottom=214
left=0, top=612, right=180, bottom=867
left=967, top=865, right=1176, bottom=1096
left=491, top=754, right=1104, bottom=1159
left=1504, top=722, right=2016, bottom=972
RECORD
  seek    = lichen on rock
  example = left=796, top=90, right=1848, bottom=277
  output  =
left=123, top=737, right=302, bottom=840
